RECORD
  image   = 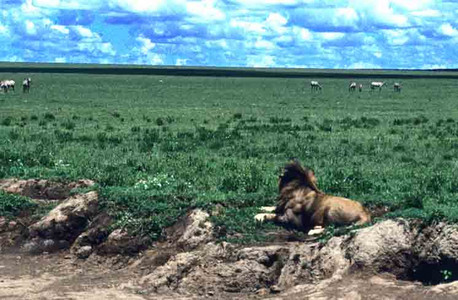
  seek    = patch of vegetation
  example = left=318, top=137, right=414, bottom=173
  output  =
left=0, top=191, right=37, bottom=217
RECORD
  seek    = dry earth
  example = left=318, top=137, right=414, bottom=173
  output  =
left=2, top=179, right=458, bottom=299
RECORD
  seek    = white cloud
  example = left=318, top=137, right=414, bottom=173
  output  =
left=348, top=62, right=382, bottom=69
left=99, top=42, right=116, bottom=55
left=22, top=0, right=43, bottom=16
left=186, top=0, right=225, bottom=21
left=421, top=63, right=446, bottom=69
left=205, top=39, right=228, bottom=49
left=74, top=25, right=95, bottom=38
left=0, top=23, right=9, bottom=36
left=334, top=7, right=359, bottom=27
left=349, top=0, right=410, bottom=27
left=54, top=57, right=66, bottom=63
left=266, top=13, right=287, bottom=33
left=247, top=55, right=276, bottom=67
left=136, top=36, right=155, bottom=54
left=33, top=0, right=103, bottom=10
left=253, top=39, right=275, bottom=49
left=321, top=32, right=345, bottom=40
left=230, top=19, right=266, bottom=34
left=439, top=23, right=458, bottom=37
left=176, top=58, right=188, bottom=66
left=390, top=0, right=434, bottom=11
left=411, top=9, right=441, bottom=17
left=383, top=29, right=409, bottom=45
left=231, top=0, right=312, bottom=6
left=25, top=20, right=37, bottom=35
left=51, top=25, right=69, bottom=34
left=293, top=26, right=312, bottom=41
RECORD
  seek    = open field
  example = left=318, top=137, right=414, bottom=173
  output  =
left=2, top=66, right=458, bottom=241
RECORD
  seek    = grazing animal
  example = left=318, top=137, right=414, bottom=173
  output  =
left=22, top=78, right=31, bottom=93
left=6, top=80, right=15, bottom=91
left=0, top=81, right=8, bottom=93
left=349, top=82, right=357, bottom=92
left=394, top=82, right=402, bottom=92
left=358, top=84, right=363, bottom=92
left=310, top=81, right=322, bottom=91
left=370, top=81, right=385, bottom=91
left=255, top=160, right=371, bottom=234
left=0, top=80, right=15, bottom=92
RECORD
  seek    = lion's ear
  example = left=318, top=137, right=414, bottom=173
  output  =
left=306, top=170, right=320, bottom=192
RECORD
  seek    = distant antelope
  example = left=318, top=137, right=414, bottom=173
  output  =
left=311, top=81, right=322, bottom=91
left=5, top=80, right=14, bottom=91
left=22, top=78, right=31, bottom=93
left=370, top=81, right=385, bottom=91
left=0, top=80, right=15, bottom=92
left=349, top=82, right=357, bottom=92
left=358, top=84, right=363, bottom=92
left=0, top=81, right=8, bottom=93
left=394, top=82, right=402, bottom=92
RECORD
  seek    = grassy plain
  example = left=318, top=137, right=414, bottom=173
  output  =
left=1, top=66, right=458, bottom=242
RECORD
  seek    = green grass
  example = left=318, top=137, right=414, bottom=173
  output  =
left=1, top=67, right=458, bottom=242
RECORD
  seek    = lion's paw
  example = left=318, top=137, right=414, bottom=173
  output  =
left=308, top=227, right=325, bottom=236
left=259, top=206, right=276, bottom=213
left=254, top=213, right=276, bottom=222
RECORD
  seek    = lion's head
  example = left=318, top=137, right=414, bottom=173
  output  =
left=278, top=160, right=322, bottom=193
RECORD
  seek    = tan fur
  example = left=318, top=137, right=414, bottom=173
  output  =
left=255, top=160, right=371, bottom=232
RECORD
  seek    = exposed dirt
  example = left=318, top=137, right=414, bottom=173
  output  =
left=1, top=251, right=458, bottom=300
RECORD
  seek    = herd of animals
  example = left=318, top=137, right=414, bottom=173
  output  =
left=311, top=80, right=402, bottom=92
left=1, top=77, right=400, bottom=95
left=0, top=77, right=31, bottom=93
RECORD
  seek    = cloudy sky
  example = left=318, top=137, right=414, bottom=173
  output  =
left=0, top=0, right=457, bottom=69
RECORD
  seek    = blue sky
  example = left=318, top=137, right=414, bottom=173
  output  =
left=0, top=0, right=457, bottom=69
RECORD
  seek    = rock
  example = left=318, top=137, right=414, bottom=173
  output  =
left=0, top=178, right=95, bottom=200
left=176, top=209, right=213, bottom=251
left=346, top=219, right=413, bottom=276
left=24, top=191, right=98, bottom=254
left=22, top=238, right=69, bottom=254
left=414, top=223, right=458, bottom=263
left=8, top=221, right=17, bottom=229
left=140, top=252, right=201, bottom=293
left=97, top=229, right=151, bottom=256
left=75, top=246, right=93, bottom=259
left=70, top=213, right=112, bottom=255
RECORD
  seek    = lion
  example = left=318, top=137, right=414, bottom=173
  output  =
left=255, top=160, right=371, bottom=235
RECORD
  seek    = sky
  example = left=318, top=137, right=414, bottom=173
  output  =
left=0, top=0, right=457, bottom=69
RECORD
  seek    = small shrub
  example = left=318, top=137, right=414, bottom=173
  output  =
left=43, top=112, right=56, bottom=120
left=166, top=116, right=175, bottom=124
left=1, top=116, right=13, bottom=126
left=0, top=191, right=37, bottom=217
left=8, top=130, right=20, bottom=140
left=233, top=113, right=243, bottom=119
left=61, top=120, right=76, bottom=130
left=30, top=115, right=38, bottom=121
left=156, top=117, right=165, bottom=126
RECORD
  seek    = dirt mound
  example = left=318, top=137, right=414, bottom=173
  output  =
left=0, top=178, right=95, bottom=201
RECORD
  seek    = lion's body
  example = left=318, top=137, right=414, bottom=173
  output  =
left=256, top=161, right=371, bottom=232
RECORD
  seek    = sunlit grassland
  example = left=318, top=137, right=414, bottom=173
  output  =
left=1, top=68, right=458, bottom=242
